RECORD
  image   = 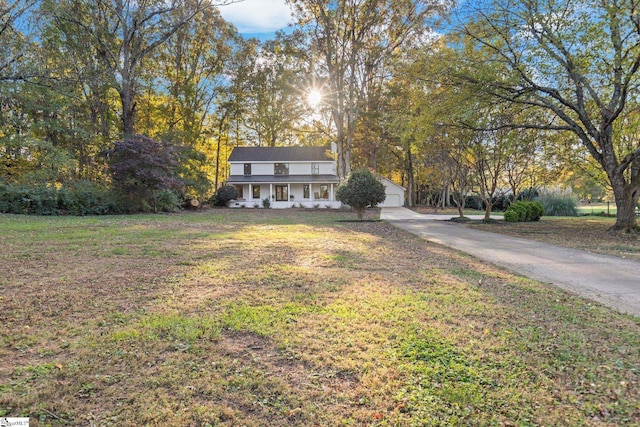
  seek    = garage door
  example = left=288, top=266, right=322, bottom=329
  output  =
left=380, top=194, right=401, bottom=207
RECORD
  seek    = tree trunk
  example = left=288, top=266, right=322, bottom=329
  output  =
left=215, top=132, right=222, bottom=190
left=333, top=109, right=347, bottom=180
left=483, top=200, right=493, bottom=222
left=370, top=144, right=377, bottom=170
left=599, top=131, right=640, bottom=232
left=120, top=86, right=136, bottom=140
left=214, top=112, right=229, bottom=190
left=610, top=173, right=639, bottom=232
left=406, top=147, right=415, bottom=207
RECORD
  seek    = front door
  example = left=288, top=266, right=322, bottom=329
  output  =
left=275, top=185, right=288, bottom=201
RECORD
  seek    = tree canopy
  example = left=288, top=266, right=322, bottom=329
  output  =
left=453, top=0, right=640, bottom=230
left=1, top=0, right=639, bottom=225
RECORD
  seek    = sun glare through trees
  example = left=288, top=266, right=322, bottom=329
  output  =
left=307, top=88, right=323, bottom=108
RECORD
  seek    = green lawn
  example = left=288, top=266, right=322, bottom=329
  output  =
left=577, top=203, right=618, bottom=216
left=1, top=210, right=639, bottom=425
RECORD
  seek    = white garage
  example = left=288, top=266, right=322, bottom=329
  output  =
left=378, top=177, right=405, bottom=207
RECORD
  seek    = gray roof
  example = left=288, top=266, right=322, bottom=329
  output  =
left=226, top=174, right=339, bottom=184
left=228, top=146, right=333, bottom=162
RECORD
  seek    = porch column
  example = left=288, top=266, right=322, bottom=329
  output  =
left=287, top=183, right=291, bottom=202
left=248, top=184, right=253, bottom=201
left=310, top=183, right=314, bottom=201
left=269, top=184, right=273, bottom=202
left=330, top=183, right=334, bottom=201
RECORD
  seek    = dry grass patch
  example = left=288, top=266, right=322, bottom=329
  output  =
left=1, top=209, right=639, bottom=425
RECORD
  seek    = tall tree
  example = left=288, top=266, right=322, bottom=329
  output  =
left=0, top=0, right=38, bottom=82
left=243, top=33, right=309, bottom=147
left=457, top=0, right=640, bottom=231
left=149, top=5, right=238, bottom=197
left=210, top=37, right=258, bottom=189
left=288, top=0, right=452, bottom=179
left=49, top=0, right=232, bottom=139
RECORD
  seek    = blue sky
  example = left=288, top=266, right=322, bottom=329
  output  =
left=217, top=0, right=294, bottom=40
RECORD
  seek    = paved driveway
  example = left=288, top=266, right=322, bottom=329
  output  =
left=381, top=207, right=640, bottom=317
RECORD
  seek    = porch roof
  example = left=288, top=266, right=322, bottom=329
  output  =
left=226, top=174, right=339, bottom=184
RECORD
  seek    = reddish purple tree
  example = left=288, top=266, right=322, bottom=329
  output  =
left=102, top=135, right=183, bottom=212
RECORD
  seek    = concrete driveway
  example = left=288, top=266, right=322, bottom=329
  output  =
left=380, top=207, right=640, bottom=317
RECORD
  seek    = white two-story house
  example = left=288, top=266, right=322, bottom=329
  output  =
left=225, top=146, right=342, bottom=209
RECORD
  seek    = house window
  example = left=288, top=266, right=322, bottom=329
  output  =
left=244, top=163, right=251, bottom=176
left=275, top=185, right=288, bottom=201
left=252, top=185, right=260, bottom=199
left=303, top=184, right=310, bottom=199
left=311, top=163, right=319, bottom=175
left=235, top=185, right=244, bottom=199
left=274, top=163, right=289, bottom=175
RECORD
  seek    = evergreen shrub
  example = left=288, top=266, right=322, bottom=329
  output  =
left=57, top=181, right=120, bottom=215
left=504, top=201, right=545, bottom=222
left=212, top=185, right=239, bottom=207
left=506, top=201, right=527, bottom=222
left=335, top=168, right=386, bottom=220
left=154, top=189, right=181, bottom=212
left=0, top=182, right=121, bottom=215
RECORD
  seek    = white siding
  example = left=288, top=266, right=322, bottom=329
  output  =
left=289, top=162, right=309, bottom=175
left=318, top=162, right=335, bottom=175
left=230, top=161, right=335, bottom=176
left=252, top=163, right=273, bottom=174
left=229, top=163, right=243, bottom=175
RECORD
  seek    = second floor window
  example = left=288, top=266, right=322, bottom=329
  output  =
left=311, top=163, right=319, bottom=175
left=274, top=163, right=289, bottom=175
left=244, top=163, right=251, bottom=176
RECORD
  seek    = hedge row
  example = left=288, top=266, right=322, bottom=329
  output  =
left=504, top=201, right=545, bottom=222
left=0, top=182, right=124, bottom=215
left=0, top=183, right=185, bottom=215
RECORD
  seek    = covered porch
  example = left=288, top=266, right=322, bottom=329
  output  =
left=225, top=179, right=342, bottom=209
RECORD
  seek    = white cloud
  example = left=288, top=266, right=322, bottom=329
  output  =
left=217, top=0, right=294, bottom=33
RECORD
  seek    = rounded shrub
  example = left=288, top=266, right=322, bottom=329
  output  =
left=335, top=168, right=386, bottom=220
left=507, top=201, right=527, bottom=221
left=212, top=185, right=239, bottom=207
left=531, top=201, right=545, bottom=221
left=504, top=209, right=520, bottom=222
left=523, top=202, right=536, bottom=221
left=504, top=201, right=544, bottom=222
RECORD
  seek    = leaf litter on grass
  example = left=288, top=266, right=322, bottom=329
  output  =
left=0, top=210, right=639, bottom=425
